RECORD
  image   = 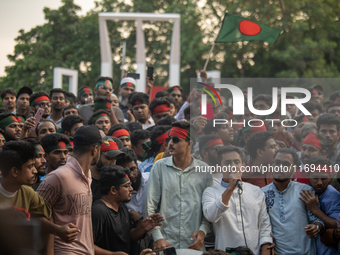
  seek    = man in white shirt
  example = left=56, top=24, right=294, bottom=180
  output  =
left=202, top=146, right=273, bottom=255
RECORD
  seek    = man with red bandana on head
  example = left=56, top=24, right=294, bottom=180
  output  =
left=29, top=91, right=51, bottom=117
left=290, top=115, right=309, bottom=154
left=145, top=121, right=213, bottom=251
left=0, top=113, right=23, bottom=141
left=109, top=124, right=132, bottom=148
left=40, top=133, right=70, bottom=174
left=294, top=133, right=327, bottom=184
left=149, top=98, right=172, bottom=124
left=128, top=92, right=154, bottom=129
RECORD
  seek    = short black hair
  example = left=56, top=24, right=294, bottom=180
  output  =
left=116, top=147, right=138, bottom=165
left=316, top=113, right=340, bottom=132
left=326, top=102, right=340, bottom=113
left=41, top=133, right=70, bottom=153
left=164, top=97, right=177, bottom=108
left=108, top=124, right=130, bottom=136
left=126, top=122, right=143, bottom=132
left=303, top=102, right=323, bottom=114
left=1, top=88, right=16, bottom=100
left=62, top=115, right=84, bottom=133
left=155, top=90, right=169, bottom=98
left=88, top=110, right=110, bottom=125
left=217, top=146, right=243, bottom=165
left=20, top=137, right=40, bottom=146
left=35, top=119, right=57, bottom=136
left=199, top=134, right=221, bottom=153
left=65, top=91, right=77, bottom=103
left=29, top=91, right=50, bottom=106
left=149, top=98, right=171, bottom=114
left=253, top=94, right=272, bottom=106
left=49, top=88, right=66, bottom=99
left=149, top=125, right=171, bottom=154
left=274, top=148, right=301, bottom=168
left=99, top=165, right=129, bottom=195
left=94, top=96, right=111, bottom=104
left=128, top=92, right=149, bottom=106
left=307, top=156, right=332, bottom=167
left=167, top=86, right=183, bottom=94
left=0, top=140, right=36, bottom=177
left=246, top=131, right=273, bottom=160
left=172, top=120, right=190, bottom=131
left=130, top=129, right=150, bottom=147
left=62, top=104, right=79, bottom=117
left=156, top=115, right=177, bottom=126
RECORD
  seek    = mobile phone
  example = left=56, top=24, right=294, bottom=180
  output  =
left=145, top=247, right=176, bottom=255
left=147, top=66, right=154, bottom=81
left=31, top=108, right=44, bottom=130
left=127, top=73, right=140, bottom=80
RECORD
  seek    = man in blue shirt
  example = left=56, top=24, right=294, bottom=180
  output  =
left=262, top=148, right=324, bottom=255
left=300, top=156, right=340, bottom=255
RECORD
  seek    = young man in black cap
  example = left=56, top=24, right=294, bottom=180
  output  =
left=91, top=136, right=124, bottom=202
left=16, top=86, right=32, bottom=116
left=37, top=125, right=102, bottom=255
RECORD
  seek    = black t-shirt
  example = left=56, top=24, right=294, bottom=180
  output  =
left=92, top=200, right=132, bottom=253
left=91, top=178, right=101, bottom=203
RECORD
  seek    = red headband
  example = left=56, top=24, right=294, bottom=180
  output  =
left=101, top=141, right=119, bottom=152
left=70, top=141, right=74, bottom=147
left=274, top=135, right=291, bottom=148
left=112, top=129, right=130, bottom=138
left=303, top=134, right=321, bottom=149
left=156, top=132, right=169, bottom=144
left=35, top=96, right=50, bottom=104
left=250, top=122, right=267, bottom=134
left=153, top=104, right=171, bottom=114
left=169, top=126, right=189, bottom=139
left=208, top=139, right=224, bottom=148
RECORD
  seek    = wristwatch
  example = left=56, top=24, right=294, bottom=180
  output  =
left=315, top=224, right=320, bottom=233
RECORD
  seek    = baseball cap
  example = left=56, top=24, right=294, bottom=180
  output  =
left=17, top=87, right=33, bottom=98
left=101, top=141, right=124, bottom=158
left=74, top=126, right=102, bottom=146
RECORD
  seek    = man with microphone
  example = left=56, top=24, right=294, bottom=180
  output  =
left=202, top=146, right=273, bottom=255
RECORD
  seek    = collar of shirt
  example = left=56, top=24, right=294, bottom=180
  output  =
left=165, top=156, right=196, bottom=172
left=221, top=179, right=230, bottom=189
left=0, top=182, right=17, bottom=197
left=272, top=180, right=293, bottom=194
left=67, top=156, right=92, bottom=185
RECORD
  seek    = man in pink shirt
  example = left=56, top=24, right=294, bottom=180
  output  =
left=37, top=126, right=102, bottom=255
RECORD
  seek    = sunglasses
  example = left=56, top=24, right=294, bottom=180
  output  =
left=165, top=136, right=184, bottom=144
left=99, top=86, right=113, bottom=92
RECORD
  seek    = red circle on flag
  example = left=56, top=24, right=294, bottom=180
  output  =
left=101, top=113, right=107, bottom=117
left=12, top=116, right=17, bottom=122
left=58, top=142, right=66, bottom=149
left=105, top=80, right=110, bottom=84
left=239, top=20, right=261, bottom=36
left=84, top=88, right=90, bottom=93
left=126, top=82, right=132, bottom=87
left=17, top=117, right=22, bottom=122
left=173, top=87, right=179, bottom=90
left=106, top=102, right=111, bottom=109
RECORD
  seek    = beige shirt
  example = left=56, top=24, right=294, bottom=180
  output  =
left=37, top=156, right=94, bottom=255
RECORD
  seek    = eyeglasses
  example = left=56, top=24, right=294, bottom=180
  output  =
left=208, top=146, right=222, bottom=153
left=99, top=86, right=113, bottom=92
left=37, top=102, right=51, bottom=107
left=165, top=136, right=184, bottom=144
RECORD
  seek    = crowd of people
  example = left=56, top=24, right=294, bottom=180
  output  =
left=1, top=71, right=340, bottom=255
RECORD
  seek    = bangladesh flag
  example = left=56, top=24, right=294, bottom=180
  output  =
left=215, top=14, right=281, bottom=44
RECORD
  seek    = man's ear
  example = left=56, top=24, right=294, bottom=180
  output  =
left=11, top=167, right=19, bottom=178
left=64, top=131, right=70, bottom=137
left=257, top=148, right=263, bottom=158
left=110, top=186, right=117, bottom=195
left=92, top=145, right=99, bottom=156
left=188, top=140, right=193, bottom=148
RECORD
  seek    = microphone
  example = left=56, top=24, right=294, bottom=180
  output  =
left=236, top=180, right=243, bottom=192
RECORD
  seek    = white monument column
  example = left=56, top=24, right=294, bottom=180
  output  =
left=136, top=19, right=146, bottom=92
left=99, top=16, right=113, bottom=77
left=169, top=18, right=180, bottom=87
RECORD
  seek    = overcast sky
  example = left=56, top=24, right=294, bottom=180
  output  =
left=0, top=0, right=96, bottom=77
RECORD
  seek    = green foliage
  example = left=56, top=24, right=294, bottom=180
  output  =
left=1, top=0, right=340, bottom=97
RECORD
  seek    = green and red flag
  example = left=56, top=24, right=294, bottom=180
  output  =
left=215, top=14, right=281, bottom=44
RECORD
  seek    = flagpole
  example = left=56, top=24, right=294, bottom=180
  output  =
left=203, top=21, right=223, bottom=71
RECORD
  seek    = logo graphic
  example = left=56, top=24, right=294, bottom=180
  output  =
left=197, top=82, right=223, bottom=115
